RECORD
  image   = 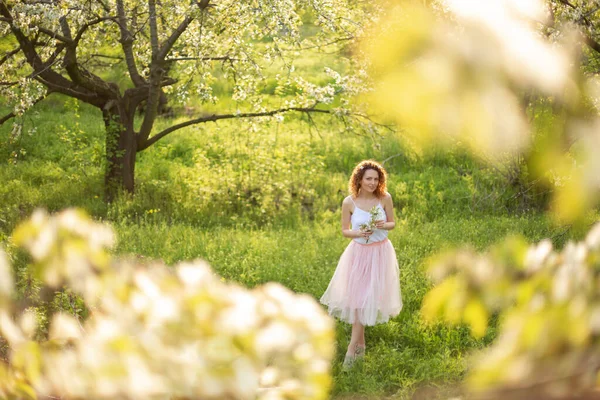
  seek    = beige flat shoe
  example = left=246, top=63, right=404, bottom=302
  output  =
left=342, top=344, right=366, bottom=370
left=342, top=352, right=355, bottom=370
left=355, top=345, right=366, bottom=359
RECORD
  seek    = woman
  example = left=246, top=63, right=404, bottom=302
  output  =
left=320, top=160, right=402, bottom=368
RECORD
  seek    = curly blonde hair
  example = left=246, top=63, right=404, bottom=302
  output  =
left=348, top=160, right=388, bottom=199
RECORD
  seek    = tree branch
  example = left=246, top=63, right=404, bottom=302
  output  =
left=0, top=55, right=64, bottom=86
left=136, top=80, right=162, bottom=144
left=584, top=33, right=600, bottom=54
left=0, top=46, right=20, bottom=66
left=556, top=0, right=577, bottom=11
left=35, top=75, right=102, bottom=105
left=552, top=1, right=600, bottom=55
left=0, top=2, right=104, bottom=107
left=137, top=0, right=182, bottom=144
left=89, top=53, right=123, bottom=60
left=37, top=26, right=73, bottom=43
left=164, top=56, right=239, bottom=62
left=138, top=105, right=331, bottom=151
left=290, top=36, right=354, bottom=51
left=0, top=111, right=15, bottom=125
left=157, top=15, right=194, bottom=60
left=583, top=6, right=600, bottom=19
left=95, top=0, right=111, bottom=13
left=116, top=0, right=145, bottom=87
left=0, top=92, right=50, bottom=126
left=73, top=16, right=116, bottom=45
left=60, top=16, right=117, bottom=97
left=148, top=0, right=159, bottom=58
left=21, top=0, right=54, bottom=4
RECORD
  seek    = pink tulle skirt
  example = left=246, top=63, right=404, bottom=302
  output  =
left=320, top=238, right=402, bottom=326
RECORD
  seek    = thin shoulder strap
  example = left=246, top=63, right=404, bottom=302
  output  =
left=348, top=196, right=357, bottom=213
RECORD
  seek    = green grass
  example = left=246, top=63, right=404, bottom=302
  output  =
left=0, top=96, right=583, bottom=398
left=111, top=214, right=568, bottom=398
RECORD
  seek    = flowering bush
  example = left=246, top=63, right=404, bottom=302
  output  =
left=0, top=209, right=334, bottom=399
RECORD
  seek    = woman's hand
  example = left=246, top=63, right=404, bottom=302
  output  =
left=374, top=220, right=387, bottom=230
left=358, top=229, right=373, bottom=239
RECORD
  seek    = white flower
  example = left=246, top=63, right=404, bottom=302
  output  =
left=524, top=239, right=553, bottom=272
left=586, top=222, right=600, bottom=249
left=255, top=322, right=297, bottom=353
left=177, top=260, right=214, bottom=288
left=0, top=250, right=13, bottom=298
left=50, top=313, right=83, bottom=340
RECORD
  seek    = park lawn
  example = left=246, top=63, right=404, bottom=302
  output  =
left=111, top=213, right=569, bottom=398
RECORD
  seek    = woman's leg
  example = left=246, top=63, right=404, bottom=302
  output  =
left=347, top=321, right=365, bottom=354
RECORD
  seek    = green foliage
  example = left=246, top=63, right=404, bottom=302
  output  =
left=0, top=97, right=546, bottom=230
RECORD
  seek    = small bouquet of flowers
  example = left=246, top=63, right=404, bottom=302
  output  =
left=359, top=206, right=383, bottom=244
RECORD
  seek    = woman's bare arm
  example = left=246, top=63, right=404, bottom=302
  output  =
left=375, top=193, right=395, bottom=231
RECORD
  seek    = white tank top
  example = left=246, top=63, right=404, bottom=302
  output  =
left=350, top=197, right=388, bottom=244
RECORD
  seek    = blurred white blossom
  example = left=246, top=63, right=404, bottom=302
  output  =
left=0, top=209, right=334, bottom=399
left=423, top=221, right=600, bottom=397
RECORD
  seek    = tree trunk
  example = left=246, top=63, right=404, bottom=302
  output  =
left=103, top=100, right=137, bottom=202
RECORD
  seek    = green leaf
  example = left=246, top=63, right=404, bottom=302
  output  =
left=463, top=298, right=488, bottom=338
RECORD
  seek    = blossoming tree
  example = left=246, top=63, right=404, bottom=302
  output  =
left=0, top=0, right=370, bottom=199
left=548, top=0, right=600, bottom=73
